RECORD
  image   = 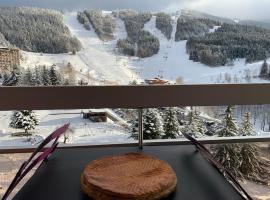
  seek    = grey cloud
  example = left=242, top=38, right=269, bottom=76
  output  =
left=171, top=0, right=270, bottom=20
left=0, top=0, right=269, bottom=20
left=0, top=0, right=187, bottom=11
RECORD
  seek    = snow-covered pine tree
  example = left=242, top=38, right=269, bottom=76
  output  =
left=33, top=67, right=42, bottom=86
left=194, top=110, right=208, bottom=135
left=66, top=63, right=77, bottom=85
left=214, top=106, right=242, bottom=178
left=240, top=112, right=253, bottom=136
left=182, top=109, right=204, bottom=137
left=163, top=107, right=181, bottom=139
left=41, top=66, right=51, bottom=86
left=131, top=109, right=164, bottom=140
left=239, top=112, right=263, bottom=181
left=10, top=110, right=39, bottom=135
left=218, top=106, right=238, bottom=137
left=259, top=60, right=268, bottom=78
left=49, top=66, right=62, bottom=85
left=22, top=68, right=34, bottom=86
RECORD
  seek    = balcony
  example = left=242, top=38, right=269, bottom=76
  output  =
left=0, top=84, right=270, bottom=200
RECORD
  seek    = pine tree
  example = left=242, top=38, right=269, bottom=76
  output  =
left=10, top=110, right=39, bottom=135
left=194, top=110, right=207, bottom=135
left=182, top=109, right=204, bottom=137
left=131, top=109, right=164, bottom=140
left=163, top=108, right=181, bottom=139
left=218, top=106, right=238, bottom=137
left=215, top=144, right=242, bottom=178
left=259, top=60, right=268, bottom=78
left=240, top=112, right=253, bottom=136
left=214, top=106, right=242, bottom=178
left=66, top=63, right=76, bottom=85
left=33, top=67, right=42, bottom=86
left=49, top=66, right=62, bottom=85
left=239, top=112, right=263, bottom=181
left=41, top=66, right=51, bottom=86
left=22, top=68, right=34, bottom=86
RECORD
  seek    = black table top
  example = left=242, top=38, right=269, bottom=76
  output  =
left=13, top=145, right=244, bottom=200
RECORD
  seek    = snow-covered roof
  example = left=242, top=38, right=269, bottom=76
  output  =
left=0, top=47, right=19, bottom=51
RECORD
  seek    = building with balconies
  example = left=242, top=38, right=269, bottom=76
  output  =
left=0, top=47, right=20, bottom=71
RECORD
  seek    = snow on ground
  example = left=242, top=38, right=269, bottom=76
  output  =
left=130, top=15, right=270, bottom=84
left=20, top=51, right=101, bottom=84
left=0, top=110, right=133, bottom=147
left=209, top=25, right=221, bottom=33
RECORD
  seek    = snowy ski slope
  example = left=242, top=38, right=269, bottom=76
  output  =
left=20, top=11, right=270, bottom=85
left=21, top=12, right=139, bottom=85
left=130, top=15, right=270, bottom=84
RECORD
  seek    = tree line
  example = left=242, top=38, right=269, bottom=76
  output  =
left=82, top=10, right=116, bottom=41
left=116, top=11, right=160, bottom=58
left=0, top=7, right=81, bottom=53
left=77, top=12, right=91, bottom=30
left=175, top=17, right=220, bottom=41
left=155, top=13, right=173, bottom=40
left=186, top=23, right=270, bottom=66
left=130, top=106, right=269, bottom=184
left=2, top=65, right=75, bottom=86
left=0, top=32, right=11, bottom=47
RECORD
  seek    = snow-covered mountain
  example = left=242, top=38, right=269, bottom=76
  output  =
left=16, top=9, right=270, bottom=85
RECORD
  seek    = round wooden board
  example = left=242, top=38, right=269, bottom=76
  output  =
left=81, top=153, right=177, bottom=200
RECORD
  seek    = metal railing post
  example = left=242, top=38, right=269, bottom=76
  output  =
left=138, top=108, right=143, bottom=149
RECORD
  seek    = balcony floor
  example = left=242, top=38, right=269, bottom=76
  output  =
left=13, top=145, right=244, bottom=200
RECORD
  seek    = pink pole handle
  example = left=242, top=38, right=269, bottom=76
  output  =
left=2, top=124, right=69, bottom=200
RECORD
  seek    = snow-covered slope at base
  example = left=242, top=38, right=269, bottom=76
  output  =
left=21, top=12, right=139, bottom=85
left=130, top=16, right=270, bottom=84
left=20, top=51, right=102, bottom=84
left=0, top=110, right=132, bottom=147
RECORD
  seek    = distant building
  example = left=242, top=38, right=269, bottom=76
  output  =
left=83, top=111, right=108, bottom=122
left=145, top=78, right=169, bottom=85
left=0, top=47, right=20, bottom=71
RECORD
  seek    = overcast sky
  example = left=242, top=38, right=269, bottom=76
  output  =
left=0, top=0, right=269, bottom=20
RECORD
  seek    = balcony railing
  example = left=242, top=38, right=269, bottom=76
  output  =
left=0, top=84, right=270, bottom=153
